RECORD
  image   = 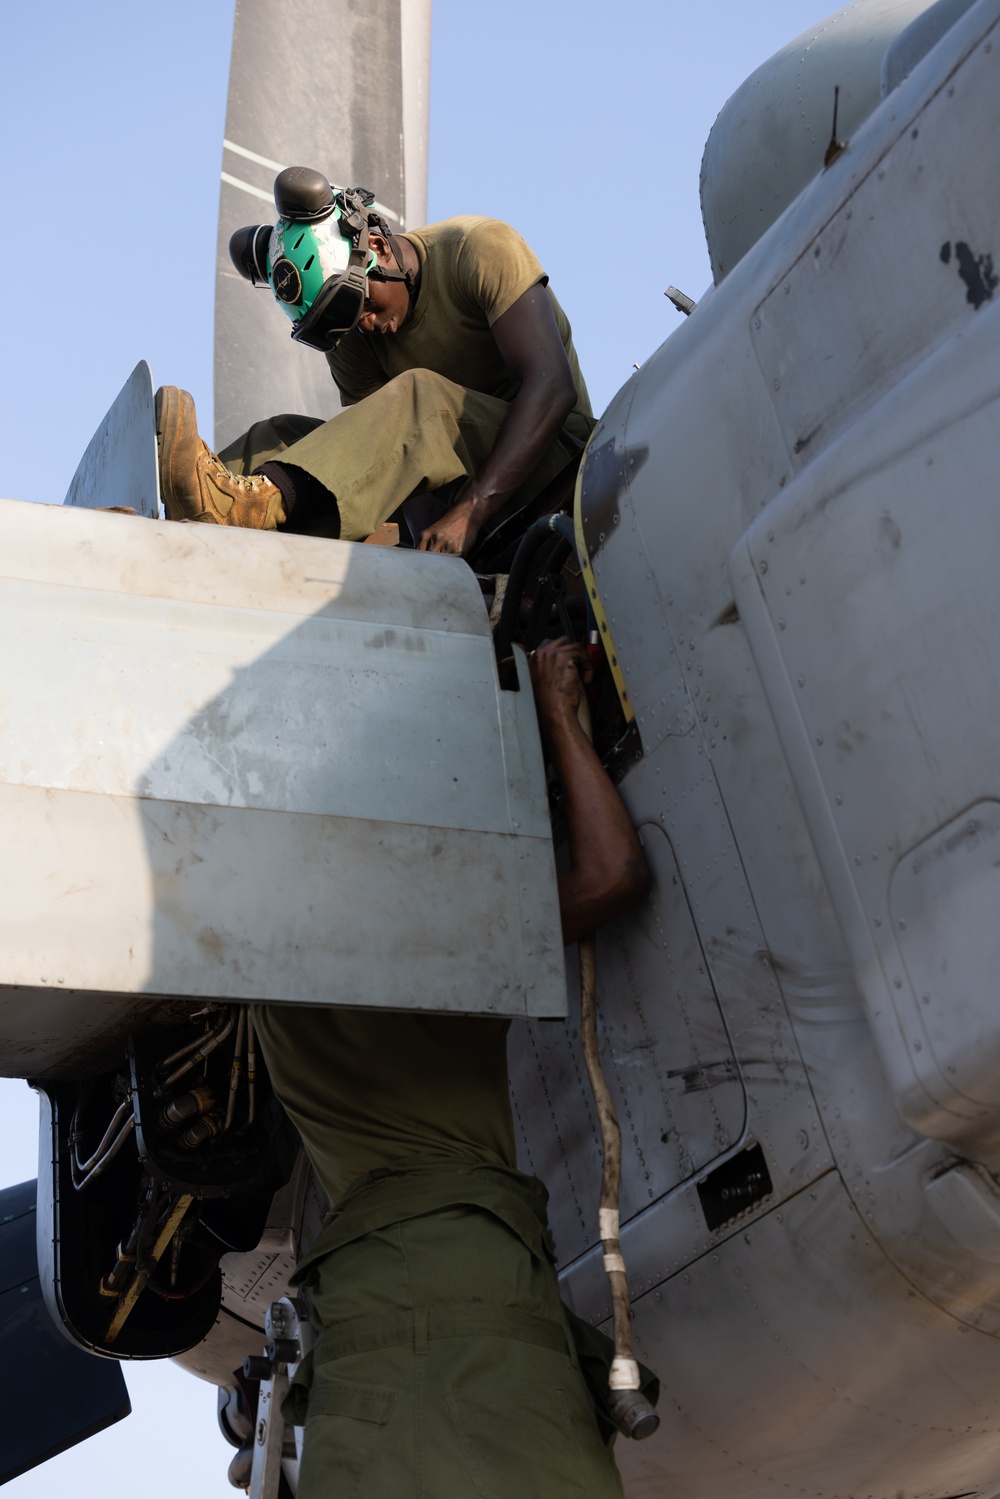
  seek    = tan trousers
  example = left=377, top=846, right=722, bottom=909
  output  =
left=219, top=368, right=586, bottom=542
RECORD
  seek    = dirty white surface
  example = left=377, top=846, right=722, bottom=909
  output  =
left=0, top=500, right=565, bottom=1070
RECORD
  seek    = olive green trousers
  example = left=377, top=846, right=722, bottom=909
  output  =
left=219, top=368, right=587, bottom=542
left=286, top=1159, right=624, bottom=1499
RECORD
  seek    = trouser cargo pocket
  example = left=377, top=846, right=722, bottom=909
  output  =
left=297, top=1377, right=397, bottom=1499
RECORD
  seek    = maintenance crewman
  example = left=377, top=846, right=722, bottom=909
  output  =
left=252, top=639, right=651, bottom=1498
left=155, top=169, right=594, bottom=559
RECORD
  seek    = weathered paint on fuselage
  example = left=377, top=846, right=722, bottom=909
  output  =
left=508, top=3, right=1000, bottom=1494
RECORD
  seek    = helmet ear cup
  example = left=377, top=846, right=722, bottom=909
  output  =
left=274, top=167, right=335, bottom=223
left=229, top=224, right=273, bottom=285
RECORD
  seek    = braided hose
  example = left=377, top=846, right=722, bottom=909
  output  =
left=576, top=696, right=660, bottom=1439
left=501, top=522, right=660, bottom=1436
left=578, top=935, right=638, bottom=1390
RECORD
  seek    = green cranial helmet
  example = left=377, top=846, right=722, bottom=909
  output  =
left=228, top=167, right=414, bottom=352
left=265, top=211, right=375, bottom=326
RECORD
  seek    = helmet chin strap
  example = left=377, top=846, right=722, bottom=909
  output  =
left=368, top=233, right=418, bottom=307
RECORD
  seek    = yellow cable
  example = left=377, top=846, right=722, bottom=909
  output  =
left=573, top=464, right=634, bottom=726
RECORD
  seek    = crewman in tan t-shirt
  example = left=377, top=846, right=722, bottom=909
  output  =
left=155, top=197, right=595, bottom=563
left=149, top=189, right=649, bottom=1494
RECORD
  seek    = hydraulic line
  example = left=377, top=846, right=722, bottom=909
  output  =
left=71, top=1114, right=136, bottom=1191
left=99, top=1176, right=154, bottom=1298
left=157, top=1011, right=235, bottom=1093
left=158, top=1013, right=225, bottom=1070
left=133, top=1178, right=164, bottom=1277
left=169, top=1227, right=182, bottom=1291
left=246, top=1010, right=256, bottom=1126
left=105, top=1193, right=194, bottom=1344
left=224, top=1008, right=246, bottom=1133
left=71, top=1097, right=131, bottom=1176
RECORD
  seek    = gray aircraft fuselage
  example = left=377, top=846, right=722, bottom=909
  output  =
left=3, top=0, right=1000, bottom=1495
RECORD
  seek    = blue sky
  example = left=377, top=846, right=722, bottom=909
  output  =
left=0, top=1, right=836, bottom=1491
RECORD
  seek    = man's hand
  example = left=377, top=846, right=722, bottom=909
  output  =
left=417, top=493, right=482, bottom=556
left=419, top=286, right=579, bottom=558
left=528, top=637, right=592, bottom=728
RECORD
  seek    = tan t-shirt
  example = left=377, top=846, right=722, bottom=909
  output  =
left=252, top=1004, right=517, bottom=1205
left=327, top=216, right=594, bottom=441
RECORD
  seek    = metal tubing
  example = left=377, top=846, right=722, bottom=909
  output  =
left=105, top=1193, right=194, bottom=1344
left=224, top=1008, right=246, bottom=1133
left=158, top=1011, right=235, bottom=1092
left=246, top=1010, right=256, bottom=1126
left=71, top=1115, right=136, bottom=1191
left=133, top=1179, right=163, bottom=1278
left=158, top=1014, right=226, bottom=1070
left=72, top=1097, right=132, bottom=1175
left=99, top=1176, right=153, bottom=1298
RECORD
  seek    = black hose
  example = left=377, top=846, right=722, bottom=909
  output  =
left=493, top=512, right=578, bottom=675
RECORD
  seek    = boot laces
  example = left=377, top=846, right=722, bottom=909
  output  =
left=207, top=448, right=270, bottom=491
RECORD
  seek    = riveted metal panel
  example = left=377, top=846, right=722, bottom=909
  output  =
left=610, top=1173, right=1000, bottom=1499
left=733, top=295, right=1000, bottom=1158
left=891, top=803, right=1000, bottom=1109
left=509, top=823, right=746, bottom=1265
left=750, top=8, right=1000, bottom=471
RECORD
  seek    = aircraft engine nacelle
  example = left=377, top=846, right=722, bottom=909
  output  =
left=532, top=2, right=1000, bottom=1493
left=584, top=0, right=1000, bottom=1173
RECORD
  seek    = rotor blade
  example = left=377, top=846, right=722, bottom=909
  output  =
left=0, top=1180, right=130, bottom=1485
left=213, top=0, right=431, bottom=450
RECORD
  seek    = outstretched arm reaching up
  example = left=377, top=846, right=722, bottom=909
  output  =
left=529, top=638, right=651, bottom=946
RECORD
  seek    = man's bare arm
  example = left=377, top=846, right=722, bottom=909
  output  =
left=529, top=639, right=651, bottom=945
left=418, top=285, right=578, bottom=557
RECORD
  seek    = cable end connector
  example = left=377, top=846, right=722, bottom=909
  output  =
left=608, top=1387, right=661, bottom=1441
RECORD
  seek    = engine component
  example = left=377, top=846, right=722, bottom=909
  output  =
left=155, top=1010, right=235, bottom=1095
left=179, top=1112, right=226, bottom=1151
left=69, top=1092, right=136, bottom=1192
left=131, top=1008, right=275, bottom=1197
left=39, top=1003, right=298, bottom=1360
left=105, top=1193, right=194, bottom=1344
left=160, top=1086, right=215, bottom=1130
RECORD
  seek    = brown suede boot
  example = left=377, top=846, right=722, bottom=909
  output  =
left=155, top=387, right=287, bottom=529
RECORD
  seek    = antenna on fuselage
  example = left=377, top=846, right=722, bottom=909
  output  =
left=824, top=85, right=848, bottom=167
